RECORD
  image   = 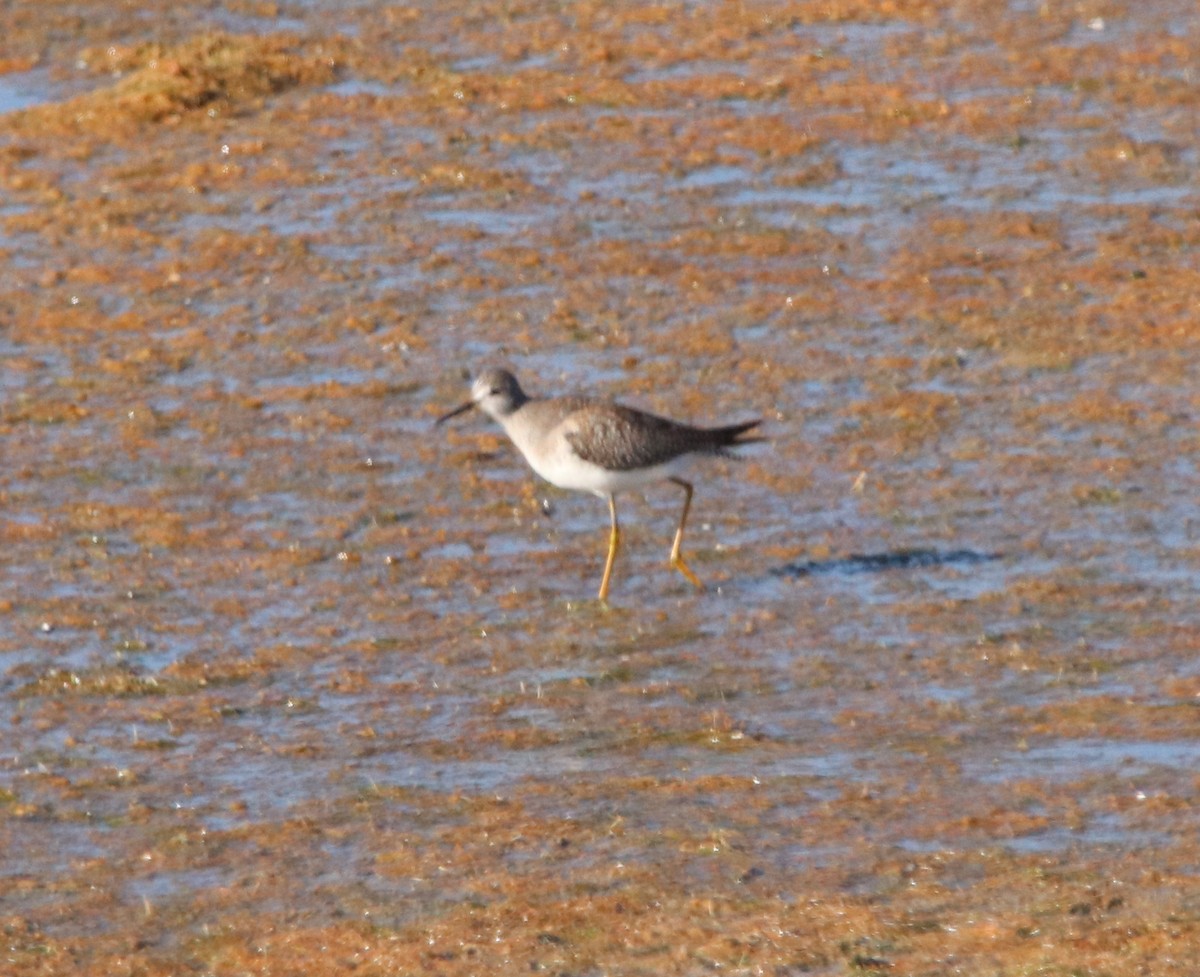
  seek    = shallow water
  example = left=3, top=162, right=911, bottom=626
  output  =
left=2, top=1, right=1199, bottom=973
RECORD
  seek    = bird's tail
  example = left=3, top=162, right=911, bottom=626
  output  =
left=706, top=418, right=764, bottom=456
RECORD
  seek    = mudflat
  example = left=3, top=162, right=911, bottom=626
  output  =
left=2, top=2, right=1198, bottom=974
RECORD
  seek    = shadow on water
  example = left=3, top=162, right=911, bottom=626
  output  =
left=771, top=547, right=1002, bottom=579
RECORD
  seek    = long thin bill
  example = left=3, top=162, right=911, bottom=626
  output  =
left=435, top=400, right=475, bottom=426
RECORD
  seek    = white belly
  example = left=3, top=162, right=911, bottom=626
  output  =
left=531, top=450, right=684, bottom=497
left=508, top=417, right=686, bottom=497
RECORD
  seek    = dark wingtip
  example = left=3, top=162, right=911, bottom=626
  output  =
left=724, top=418, right=765, bottom=444
left=705, top=418, right=764, bottom=457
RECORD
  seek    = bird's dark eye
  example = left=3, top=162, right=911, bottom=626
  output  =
left=490, top=387, right=501, bottom=395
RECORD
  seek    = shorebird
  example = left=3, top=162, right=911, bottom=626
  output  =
left=436, top=368, right=762, bottom=601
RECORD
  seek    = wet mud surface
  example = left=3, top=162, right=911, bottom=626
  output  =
left=2, top=1, right=1199, bottom=974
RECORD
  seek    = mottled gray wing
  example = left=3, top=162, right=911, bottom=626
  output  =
left=564, top=405, right=708, bottom=472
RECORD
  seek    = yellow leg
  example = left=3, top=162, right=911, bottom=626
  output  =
left=597, top=494, right=620, bottom=602
left=668, top=477, right=705, bottom=591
